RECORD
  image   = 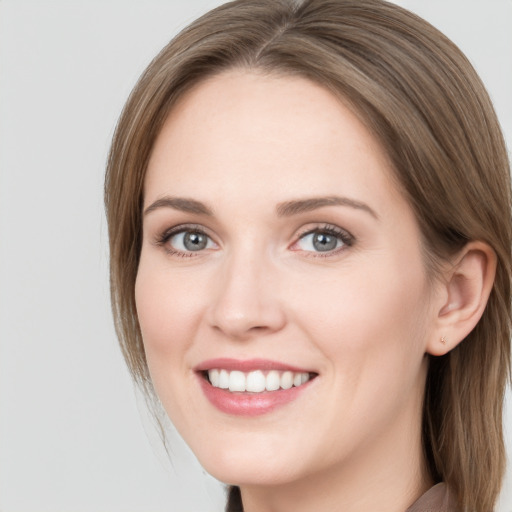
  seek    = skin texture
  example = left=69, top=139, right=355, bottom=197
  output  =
left=135, top=71, right=494, bottom=512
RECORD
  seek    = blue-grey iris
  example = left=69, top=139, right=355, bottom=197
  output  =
left=313, top=233, right=337, bottom=251
left=184, top=232, right=208, bottom=251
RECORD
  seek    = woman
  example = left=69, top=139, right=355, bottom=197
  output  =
left=105, top=0, right=511, bottom=510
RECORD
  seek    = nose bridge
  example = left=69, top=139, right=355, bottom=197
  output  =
left=208, top=242, right=285, bottom=339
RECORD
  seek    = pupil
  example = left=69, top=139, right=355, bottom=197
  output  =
left=313, top=233, right=337, bottom=252
left=184, top=232, right=207, bottom=251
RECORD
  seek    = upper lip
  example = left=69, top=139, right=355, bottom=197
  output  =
left=194, top=358, right=314, bottom=373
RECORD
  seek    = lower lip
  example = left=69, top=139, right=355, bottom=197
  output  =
left=198, top=375, right=312, bottom=416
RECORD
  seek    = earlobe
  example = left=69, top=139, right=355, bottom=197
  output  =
left=426, top=241, right=497, bottom=356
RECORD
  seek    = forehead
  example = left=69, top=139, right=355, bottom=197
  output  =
left=145, top=70, right=402, bottom=214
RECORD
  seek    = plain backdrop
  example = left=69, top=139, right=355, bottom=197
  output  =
left=0, top=1, right=511, bottom=511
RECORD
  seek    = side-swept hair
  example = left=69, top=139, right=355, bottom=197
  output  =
left=105, top=1, right=512, bottom=510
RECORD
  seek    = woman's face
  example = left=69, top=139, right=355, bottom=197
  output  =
left=136, top=71, right=437, bottom=487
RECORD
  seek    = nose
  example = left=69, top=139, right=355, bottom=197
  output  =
left=207, top=251, right=286, bottom=340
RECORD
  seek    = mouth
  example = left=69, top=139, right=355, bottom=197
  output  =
left=195, top=359, right=318, bottom=416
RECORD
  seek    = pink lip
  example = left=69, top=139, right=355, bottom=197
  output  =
left=195, top=359, right=316, bottom=417
left=195, top=358, right=311, bottom=373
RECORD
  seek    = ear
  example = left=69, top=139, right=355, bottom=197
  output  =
left=426, top=241, right=497, bottom=356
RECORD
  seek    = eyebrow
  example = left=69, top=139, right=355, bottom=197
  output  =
left=143, top=194, right=378, bottom=219
left=276, top=196, right=378, bottom=219
left=144, top=197, right=213, bottom=216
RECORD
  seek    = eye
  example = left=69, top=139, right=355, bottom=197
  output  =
left=171, top=231, right=213, bottom=251
left=298, top=232, right=342, bottom=252
left=157, top=226, right=217, bottom=255
left=293, top=225, right=353, bottom=254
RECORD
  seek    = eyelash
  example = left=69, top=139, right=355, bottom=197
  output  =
left=154, top=223, right=354, bottom=258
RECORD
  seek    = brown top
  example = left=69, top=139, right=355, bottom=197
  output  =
left=406, top=483, right=456, bottom=512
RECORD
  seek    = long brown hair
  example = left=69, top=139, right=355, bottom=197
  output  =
left=105, top=1, right=512, bottom=510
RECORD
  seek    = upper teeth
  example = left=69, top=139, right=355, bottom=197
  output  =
left=207, top=369, right=310, bottom=393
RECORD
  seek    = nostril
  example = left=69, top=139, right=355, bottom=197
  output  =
left=208, top=305, right=287, bottom=340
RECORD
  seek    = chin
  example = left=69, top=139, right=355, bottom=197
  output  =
left=203, top=456, right=304, bottom=487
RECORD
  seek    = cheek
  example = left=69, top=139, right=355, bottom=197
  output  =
left=134, top=262, right=203, bottom=359
left=291, top=257, right=431, bottom=375
left=134, top=262, right=206, bottom=427
left=293, top=263, right=430, bottom=436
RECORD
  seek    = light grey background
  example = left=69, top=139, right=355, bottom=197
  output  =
left=0, top=1, right=510, bottom=511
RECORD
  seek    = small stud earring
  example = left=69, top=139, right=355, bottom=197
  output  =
left=440, top=336, right=447, bottom=344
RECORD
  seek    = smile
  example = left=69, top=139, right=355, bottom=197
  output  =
left=196, top=359, right=318, bottom=416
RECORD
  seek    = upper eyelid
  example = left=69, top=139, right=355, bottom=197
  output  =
left=159, top=223, right=212, bottom=239
left=294, top=223, right=353, bottom=240
left=156, top=222, right=351, bottom=235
